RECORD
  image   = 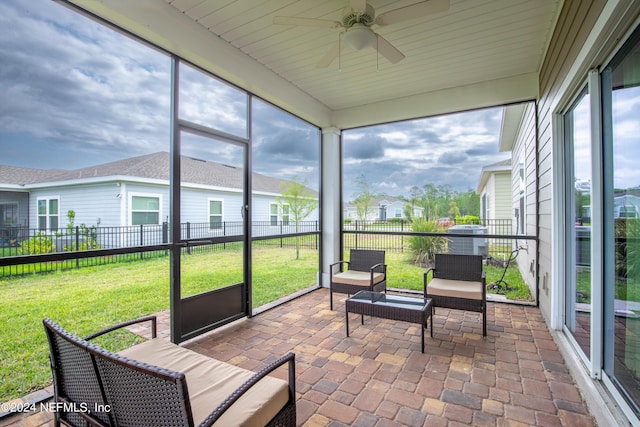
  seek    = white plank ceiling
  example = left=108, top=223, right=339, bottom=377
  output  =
left=164, top=0, right=561, bottom=112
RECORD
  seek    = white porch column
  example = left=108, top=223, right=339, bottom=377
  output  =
left=321, top=127, right=341, bottom=287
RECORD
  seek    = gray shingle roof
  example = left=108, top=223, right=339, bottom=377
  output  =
left=0, top=152, right=312, bottom=195
left=0, top=165, right=68, bottom=185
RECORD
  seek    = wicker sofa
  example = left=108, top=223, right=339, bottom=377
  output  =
left=43, top=315, right=296, bottom=427
left=423, top=253, right=487, bottom=336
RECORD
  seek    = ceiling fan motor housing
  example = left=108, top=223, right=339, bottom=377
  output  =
left=341, top=4, right=375, bottom=28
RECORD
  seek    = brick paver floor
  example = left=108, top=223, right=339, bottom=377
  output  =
left=1, top=288, right=595, bottom=426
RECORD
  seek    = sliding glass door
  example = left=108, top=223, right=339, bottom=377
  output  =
left=602, top=28, right=640, bottom=413
left=563, top=88, right=592, bottom=360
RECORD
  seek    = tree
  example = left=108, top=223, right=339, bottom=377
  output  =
left=277, top=178, right=317, bottom=259
left=353, top=174, right=376, bottom=223
left=455, top=189, right=480, bottom=217
left=448, top=201, right=460, bottom=218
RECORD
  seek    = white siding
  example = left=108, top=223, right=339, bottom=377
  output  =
left=28, top=183, right=121, bottom=230
left=510, top=102, right=538, bottom=297
left=493, top=173, right=512, bottom=220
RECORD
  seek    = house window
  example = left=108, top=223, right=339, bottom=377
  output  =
left=37, top=198, right=59, bottom=231
left=395, top=209, right=402, bottom=218
left=131, top=195, right=160, bottom=225
left=270, top=203, right=289, bottom=225
left=209, top=200, right=222, bottom=229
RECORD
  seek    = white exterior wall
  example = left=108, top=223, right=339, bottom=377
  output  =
left=510, top=102, right=538, bottom=298
left=385, top=201, right=405, bottom=219
left=28, top=182, right=121, bottom=230
left=481, top=173, right=512, bottom=221
left=181, top=187, right=242, bottom=224
left=493, top=173, right=512, bottom=220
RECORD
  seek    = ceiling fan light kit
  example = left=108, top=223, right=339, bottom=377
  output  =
left=273, top=0, right=449, bottom=68
left=343, top=25, right=376, bottom=50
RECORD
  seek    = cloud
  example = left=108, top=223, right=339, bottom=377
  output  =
left=438, top=151, right=468, bottom=164
left=343, top=134, right=386, bottom=159
left=0, top=0, right=171, bottom=168
left=342, top=107, right=508, bottom=198
left=1, top=0, right=510, bottom=200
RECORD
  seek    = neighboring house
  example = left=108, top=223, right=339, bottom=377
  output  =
left=477, top=159, right=512, bottom=222
left=343, top=196, right=422, bottom=221
left=0, top=152, right=318, bottom=246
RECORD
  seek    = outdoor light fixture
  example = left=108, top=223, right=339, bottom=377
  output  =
left=343, top=25, right=376, bottom=50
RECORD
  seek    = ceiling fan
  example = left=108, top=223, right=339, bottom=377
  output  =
left=273, top=0, right=449, bottom=68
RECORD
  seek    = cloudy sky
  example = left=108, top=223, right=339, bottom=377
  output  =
left=0, top=0, right=511, bottom=200
left=342, top=107, right=506, bottom=199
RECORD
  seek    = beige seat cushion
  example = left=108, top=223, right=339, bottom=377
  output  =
left=427, top=278, right=484, bottom=300
left=332, top=270, right=385, bottom=286
left=120, top=338, right=289, bottom=427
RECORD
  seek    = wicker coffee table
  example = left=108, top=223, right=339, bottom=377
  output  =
left=345, top=291, right=434, bottom=353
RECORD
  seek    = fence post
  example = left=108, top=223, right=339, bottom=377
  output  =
left=186, top=222, right=191, bottom=255
left=140, top=224, right=144, bottom=260
left=75, top=226, right=80, bottom=268
left=162, top=221, right=168, bottom=244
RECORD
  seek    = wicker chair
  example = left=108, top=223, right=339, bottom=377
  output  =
left=43, top=316, right=296, bottom=427
left=330, top=249, right=387, bottom=310
left=424, top=253, right=487, bottom=336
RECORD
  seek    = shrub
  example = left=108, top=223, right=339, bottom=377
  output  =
left=456, top=215, right=480, bottom=225
left=63, top=225, right=101, bottom=251
left=19, top=232, right=54, bottom=255
left=408, top=218, right=446, bottom=266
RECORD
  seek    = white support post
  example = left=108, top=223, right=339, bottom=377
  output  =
left=321, top=127, right=341, bottom=287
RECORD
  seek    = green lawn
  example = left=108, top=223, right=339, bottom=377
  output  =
left=0, top=246, right=318, bottom=402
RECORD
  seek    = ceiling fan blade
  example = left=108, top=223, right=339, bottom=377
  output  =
left=316, top=43, right=340, bottom=68
left=375, top=0, right=449, bottom=26
left=375, top=34, right=405, bottom=64
left=349, top=0, right=368, bottom=13
left=273, top=16, right=341, bottom=28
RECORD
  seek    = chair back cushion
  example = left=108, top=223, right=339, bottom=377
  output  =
left=349, top=250, right=385, bottom=272
left=434, top=254, right=483, bottom=281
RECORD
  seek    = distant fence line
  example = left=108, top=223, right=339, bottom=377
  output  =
left=343, top=219, right=515, bottom=258
left=0, top=221, right=319, bottom=253
left=0, top=221, right=320, bottom=278
left=0, top=219, right=517, bottom=278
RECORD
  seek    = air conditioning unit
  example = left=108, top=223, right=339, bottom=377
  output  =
left=447, top=225, right=488, bottom=256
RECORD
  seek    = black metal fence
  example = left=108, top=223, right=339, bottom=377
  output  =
left=343, top=219, right=516, bottom=259
left=1, top=219, right=521, bottom=278
left=0, top=221, right=320, bottom=278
